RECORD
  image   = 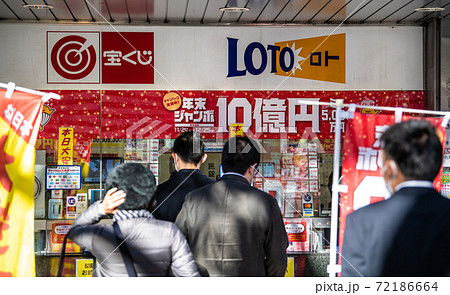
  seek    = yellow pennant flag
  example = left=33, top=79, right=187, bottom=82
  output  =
left=230, top=123, right=244, bottom=137
left=0, top=88, right=44, bottom=276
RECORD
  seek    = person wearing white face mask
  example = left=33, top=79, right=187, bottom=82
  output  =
left=380, top=153, right=399, bottom=195
left=152, top=130, right=213, bottom=222
left=341, top=119, right=450, bottom=277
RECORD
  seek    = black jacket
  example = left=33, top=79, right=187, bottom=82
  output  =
left=175, top=174, right=288, bottom=277
left=153, top=169, right=214, bottom=222
left=341, top=186, right=450, bottom=277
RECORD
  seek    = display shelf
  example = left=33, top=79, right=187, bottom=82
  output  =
left=35, top=252, right=87, bottom=257
left=287, top=251, right=312, bottom=255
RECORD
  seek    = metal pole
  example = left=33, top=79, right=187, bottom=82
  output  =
left=0, top=82, right=60, bottom=102
left=328, top=99, right=344, bottom=277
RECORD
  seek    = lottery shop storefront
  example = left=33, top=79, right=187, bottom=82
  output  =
left=34, top=89, right=424, bottom=276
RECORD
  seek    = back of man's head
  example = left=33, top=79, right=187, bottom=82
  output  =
left=221, top=136, right=261, bottom=175
left=173, top=130, right=205, bottom=165
left=380, top=119, right=443, bottom=181
left=105, top=163, right=156, bottom=210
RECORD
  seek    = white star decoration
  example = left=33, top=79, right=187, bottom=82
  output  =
left=290, top=44, right=306, bottom=75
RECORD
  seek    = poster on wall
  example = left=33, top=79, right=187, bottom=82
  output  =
left=441, top=129, right=450, bottom=198
left=338, top=113, right=446, bottom=259
left=46, top=165, right=81, bottom=190
left=285, top=220, right=310, bottom=252
left=46, top=221, right=81, bottom=253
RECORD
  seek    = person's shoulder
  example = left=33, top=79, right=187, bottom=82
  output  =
left=431, top=190, right=450, bottom=208
left=182, top=181, right=215, bottom=202
left=348, top=197, right=391, bottom=219
left=141, top=218, right=185, bottom=239
left=238, top=185, right=278, bottom=204
left=193, top=170, right=215, bottom=184
left=191, top=180, right=216, bottom=194
left=154, top=174, right=185, bottom=193
left=145, top=218, right=179, bottom=232
left=150, top=218, right=176, bottom=228
left=155, top=179, right=172, bottom=191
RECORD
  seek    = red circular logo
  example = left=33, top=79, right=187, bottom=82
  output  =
left=51, top=35, right=96, bottom=80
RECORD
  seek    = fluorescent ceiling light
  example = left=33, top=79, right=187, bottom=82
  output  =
left=219, top=7, right=250, bottom=13
left=23, top=4, right=54, bottom=9
left=415, top=7, right=445, bottom=12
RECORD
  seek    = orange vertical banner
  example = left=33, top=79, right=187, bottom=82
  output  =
left=0, top=88, right=44, bottom=276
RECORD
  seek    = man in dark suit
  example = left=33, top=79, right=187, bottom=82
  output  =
left=152, top=130, right=214, bottom=222
left=341, top=119, right=450, bottom=276
left=175, top=136, right=288, bottom=276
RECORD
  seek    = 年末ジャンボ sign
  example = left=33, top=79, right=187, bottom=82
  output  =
left=38, top=90, right=424, bottom=153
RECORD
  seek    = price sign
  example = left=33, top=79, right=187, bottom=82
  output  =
left=76, top=259, right=94, bottom=277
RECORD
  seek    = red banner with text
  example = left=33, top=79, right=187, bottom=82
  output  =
left=338, top=113, right=446, bottom=260
left=39, top=90, right=423, bottom=152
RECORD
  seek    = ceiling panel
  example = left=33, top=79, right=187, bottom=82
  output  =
left=65, top=0, right=95, bottom=22
left=80, top=0, right=109, bottom=22
left=356, top=0, right=401, bottom=23
left=343, top=0, right=390, bottom=23
left=127, top=0, right=149, bottom=22
left=253, top=0, right=290, bottom=23
left=202, top=0, right=233, bottom=23
left=35, top=0, right=74, bottom=21
left=0, top=1, right=18, bottom=20
left=307, top=0, right=352, bottom=24
left=166, top=0, right=188, bottom=22
left=291, top=0, right=335, bottom=23
left=184, top=0, right=209, bottom=22
left=271, top=0, right=309, bottom=23
left=147, top=0, right=167, bottom=22
left=0, top=1, right=27, bottom=20
left=237, top=0, right=270, bottom=23
left=399, top=0, right=450, bottom=23
left=3, top=0, right=44, bottom=20
left=377, top=0, right=422, bottom=23
left=105, top=0, right=130, bottom=22
left=0, top=0, right=447, bottom=25
left=327, top=0, right=372, bottom=23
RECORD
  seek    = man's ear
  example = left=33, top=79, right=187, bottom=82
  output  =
left=382, top=160, right=398, bottom=180
left=201, top=154, right=208, bottom=164
left=388, top=160, right=398, bottom=178
left=246, top=163, right=257, bottom=175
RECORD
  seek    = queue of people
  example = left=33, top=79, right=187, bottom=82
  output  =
left=68, top=119, right=450, bottom=277
left=68, top=131, right=288, bottom=277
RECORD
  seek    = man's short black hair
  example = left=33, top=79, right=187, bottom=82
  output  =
left=173, top=130, right=205, bottom=165
left=221, top=136, right=261, bottom=175
left=380, top=119, right=443, bottom=181
left=105, top=163, right=157, bottom=210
